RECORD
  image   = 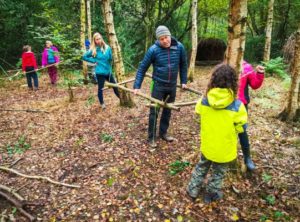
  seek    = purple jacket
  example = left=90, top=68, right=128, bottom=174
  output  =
left=42, top=46, right=60, bottom=66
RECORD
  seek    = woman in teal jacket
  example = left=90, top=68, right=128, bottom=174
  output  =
left=82, top=32, right=120, bottom=109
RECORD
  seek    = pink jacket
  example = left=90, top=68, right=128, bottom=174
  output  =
left=41, top=46, right=60, bottom=66
left=238, top=61, right=264, bottom=105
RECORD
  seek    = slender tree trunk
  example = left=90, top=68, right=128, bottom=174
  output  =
left=225, top=0, right=248, bottom=75
left=87, top=0, right=92, bottom=41
left=80, top=0, right=88, bottom=81
left=276, top=0, right=291, bottom=44
left=101, top=0, right=134, bottom=107
left=279, top=27, right=300, bottom=121
left=187, top=0, right=197, bottom=82
left=263, top=0, right=274, bottom=62
left=248, top=6, right=260, bottom=35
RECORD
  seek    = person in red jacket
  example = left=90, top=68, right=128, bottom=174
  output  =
left=22, top=45, right=38, bottom=90
left=238, top=61, right=264, bottom=171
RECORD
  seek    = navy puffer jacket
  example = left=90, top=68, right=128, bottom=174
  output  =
left=133, top=37, right=187, bottom=89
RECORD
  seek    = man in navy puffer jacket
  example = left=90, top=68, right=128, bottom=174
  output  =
left=134, top=26, right=188, bottom=148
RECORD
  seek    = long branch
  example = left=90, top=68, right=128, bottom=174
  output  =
left=0, top=166, right=80, bottom=188
left=105, top=82, right=180, bottom=111
left=0, top=190, right=35, bottom=221
left=0, top=184, right=25, bottom=201
left=144, top=73, right=202, bottom=95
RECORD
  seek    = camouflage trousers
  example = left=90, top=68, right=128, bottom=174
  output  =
left=187, top=155, right=228, bottom=198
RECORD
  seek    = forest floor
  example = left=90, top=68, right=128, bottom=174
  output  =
left=0, top=66, right=299, bottom=222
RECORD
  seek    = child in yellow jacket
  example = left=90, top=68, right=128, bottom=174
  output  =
left=186, top=64, right=248, bottom=203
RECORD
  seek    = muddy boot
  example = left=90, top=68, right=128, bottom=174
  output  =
left=242, top=146, right=256, bottom=171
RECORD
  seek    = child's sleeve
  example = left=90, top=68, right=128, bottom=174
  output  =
left=234, top=102, right=248, bottom=133
left=21, top=53, right=25, bottom=71
left=82, top=50, right=96, bottom=63
left=195, top=97, right=202, bottom=115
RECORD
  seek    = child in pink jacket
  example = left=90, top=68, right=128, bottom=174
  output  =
left=42, top=40, right=60, bottom=85
left=238, top=61, right=264, bottom=171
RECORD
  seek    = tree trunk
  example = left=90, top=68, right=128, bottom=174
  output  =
left=263, top=0, right=274, bottom=62
left=225, top=0, right=248, bottom=75
left=87, top=0, right=92, bottom=41
left=80, top=0, right=88, bottom=82
left=101, top=0, right=134, bottom=107
left=279, top=27, right=300, bottom=121
left=187, top=0, right=197, bottom=82
left=276, top=0, right=291, bottom=45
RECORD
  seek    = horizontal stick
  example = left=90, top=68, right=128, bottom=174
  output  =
left=145, top=73, right=202, bottom=95
left=103, top=77, right=135, bottom=90
left=105, top=82, right=180, bottom=111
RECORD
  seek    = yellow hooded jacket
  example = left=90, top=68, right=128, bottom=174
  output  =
left=195, top=88, right=248, bottom=163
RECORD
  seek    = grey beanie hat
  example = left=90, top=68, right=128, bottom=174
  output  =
left=156, top=25, right=171, bottom=39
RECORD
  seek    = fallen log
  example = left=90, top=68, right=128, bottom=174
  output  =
left=105, top=82, right=180, bottom=111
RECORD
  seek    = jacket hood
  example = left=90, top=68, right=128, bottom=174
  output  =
left=207, top=88, right=234, bottom=109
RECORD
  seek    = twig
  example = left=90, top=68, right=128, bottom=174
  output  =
left=103, top=78, right=135, bottom=90
left=0, top=190, right=35, bottom=221
left=105, top=82, right=180, bottom=111
left=0, top=184, right=25, bottom=201
left=9, top=157, right=23, bottom=168
left=0, top=109, right=50, bottom=113
left=0, top=166, right=80, bottom=188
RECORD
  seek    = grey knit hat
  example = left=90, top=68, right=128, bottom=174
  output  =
left=155, top=26, right=171, bottom=39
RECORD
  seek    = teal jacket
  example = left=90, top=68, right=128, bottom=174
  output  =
left=82, top=46, right=113, bottom=75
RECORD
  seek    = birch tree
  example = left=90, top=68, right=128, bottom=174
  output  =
left=263, top=0, right=274, bottom=62
left=80, top=0, right=88, bottom=81
left=279, top=27, right=300, bottom=121
left=87, top=0, right=92, bottom=41
left=187, top=0, right=198, bottom=82
left=225, top=0, right=248, bottom=75
left=101, top=0, right=134, bottom=107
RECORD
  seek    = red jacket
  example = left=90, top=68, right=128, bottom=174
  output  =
left=238, top=61, right=264, bottom=105
left=22, top=51, right=38, bottom=71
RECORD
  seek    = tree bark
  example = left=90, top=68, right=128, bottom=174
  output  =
left=81, top=0, right=88, bottom=82
left=279, top=27, right=300, bottom=121
left=225, top=0, right=248, bottom=75
left=87, top=0, right=92, bottom=41
left=187, top=0, right=198, bottom=82
left=101, top=0, right=134, bottom=107
left=263, top=0, right=274, bottom=62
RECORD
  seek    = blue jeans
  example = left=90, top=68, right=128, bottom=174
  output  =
left=25, top=67, right=38, bottom=88
left=148, top=81, right=176, bottom=140
left=96, top=74, right=120, bottom=105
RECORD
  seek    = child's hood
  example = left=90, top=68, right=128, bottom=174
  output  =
left=207, top=88, right=234, bottom=109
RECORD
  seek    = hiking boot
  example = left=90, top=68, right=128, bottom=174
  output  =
left=101, top=103, right=106, bottom=109
left=242, top=146, right=256, bottom=171
left=160, top=134, right=174, bottom=142
left=148, top=139, right=157, bottom=148
left=186, top=185, right=198, bottom=201
left=203, top=191, right=223, bottom=204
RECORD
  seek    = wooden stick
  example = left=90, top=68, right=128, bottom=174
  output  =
left=105, top=82, right=180, bottom=111
left=0, top=109, right=50, bottom=113
left=0, top=190, right=35, bottom=221
left=0, top=184, right=25, bottom=201
left=145, top=73, right=202, bottom=95
left=147, top=100, right=198, bottom=108
left=0, top=166, right=80, bottom=188
left=9, top=157, right=23, bottom=167
left=102, top=77, right=135, bottom=90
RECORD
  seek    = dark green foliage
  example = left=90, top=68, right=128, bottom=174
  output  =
left=168, top=160, right=190, bottom=176
left=262, top=57, right=289, bottom=79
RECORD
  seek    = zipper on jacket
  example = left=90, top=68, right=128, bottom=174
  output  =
left=168, top=48, right=171, bottom=82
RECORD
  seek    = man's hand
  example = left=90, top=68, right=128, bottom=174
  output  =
left=256, top=65, right=265, bottom=73
left=181, top=84, right=187, bottom=89
left=134, top=89, right=140, bottom=95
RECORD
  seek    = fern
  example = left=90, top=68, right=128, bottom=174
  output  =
left=262, top=57, right=289, bottom=79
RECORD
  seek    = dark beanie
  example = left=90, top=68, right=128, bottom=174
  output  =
left=155, top=26, right=171, bottom=39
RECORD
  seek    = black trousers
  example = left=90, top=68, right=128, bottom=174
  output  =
left=148, top=81, right=176, bottom=140
left=96, top=74, right=120, bottom=105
